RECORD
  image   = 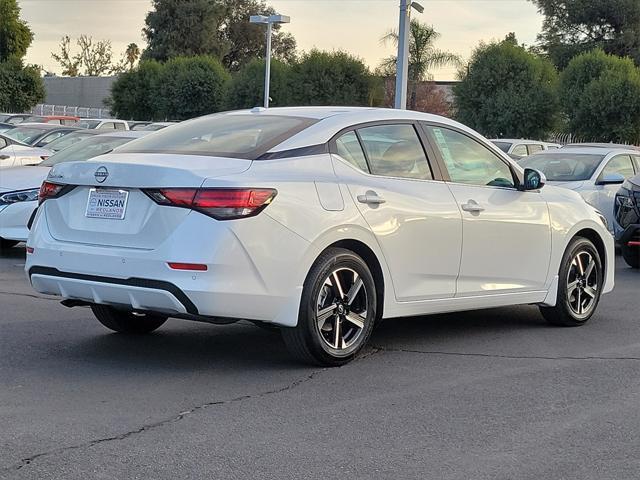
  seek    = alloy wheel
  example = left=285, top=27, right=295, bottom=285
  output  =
left=315, top=267, right=368, bottom=351
left=566, top=250, right=599, bottom=317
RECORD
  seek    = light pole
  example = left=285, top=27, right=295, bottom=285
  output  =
left=394, top=0, right=423, bottom=110
left=249, top=14, right=291, bottom=108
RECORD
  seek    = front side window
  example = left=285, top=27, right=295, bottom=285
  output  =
left=602, top=155, right=635, bottom=179
left=528, top=144, right=544, bottom=154
left=98, top=123, right=115, bottom=130
left=357, top=124, right=432, bottom=180
left=425, top=125, right=515, bottom=188
left=335, top=131, right=368, bottom=172
left=119, top=114, right=316, bottom=159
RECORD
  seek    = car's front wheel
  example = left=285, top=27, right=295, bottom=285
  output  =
left=540, top=237, right=603, bottom=326
left=621, top=243, right=639, bottom=269
left=282, top=248, right=377, bottom=366
left=91, top=305, right=167, bottom=334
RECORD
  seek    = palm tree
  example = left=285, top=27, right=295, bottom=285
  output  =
left=379, top=21, right=461, bottom=109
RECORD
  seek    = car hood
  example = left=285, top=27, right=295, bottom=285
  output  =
left=546, top=180, right=586, bottom=191
left=0, top=165, right=51, bottom=191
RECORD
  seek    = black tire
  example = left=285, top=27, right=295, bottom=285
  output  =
left=281, top=248, right=377, bottom=367
left=540, top=237, right=603, bottom=327
left=91, top=305, right=167, bottom=334
left=0, top=238, right=19, bottom=251
left=621, top=244, right=640, bottom=269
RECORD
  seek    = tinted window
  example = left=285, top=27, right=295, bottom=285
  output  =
left=357, top=124, right=432, bottom=180
left=492, top=141, right=512, bottom=153
left=528, top=144, right=544, bottom=154
left=426, top=125, right=515, bottom=188
left=335, top=131, right=368, bottom=172
left=119, top=114, right=315, bottom=159
left=519, top=153, right=604, bottom=181
left=41, top=136, right=133, bottom=166
left=511, top=144, right=528, bottom=156
left=602, top=155, right=635, bottom=179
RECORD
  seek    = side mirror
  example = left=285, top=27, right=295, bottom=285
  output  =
left=522, top=168, right=546, bottom=191
left=596, top=173, right=625, bottom=186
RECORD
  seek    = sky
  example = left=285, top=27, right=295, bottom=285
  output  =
left=17, top=0, right=544, bottom=80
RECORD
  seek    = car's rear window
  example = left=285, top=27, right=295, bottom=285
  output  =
left=118, top=114, right=316, bottom=159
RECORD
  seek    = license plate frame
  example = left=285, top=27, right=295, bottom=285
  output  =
left=85, top=188, right=129, bottom=220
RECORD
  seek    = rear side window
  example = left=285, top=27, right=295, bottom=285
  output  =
left=120, top=114, right=316, bottom=159
left=511, top=144, right=527, bottom=156
left=114, top=122, right=126, bottom=131
left=528, top=144, right=544, bottom=154
left=335, top=131, right=368, bottom=172
left=357, top=124, right=432, bottom=180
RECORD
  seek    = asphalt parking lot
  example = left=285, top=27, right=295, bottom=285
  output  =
left=1, top=246, right=639, bottom=480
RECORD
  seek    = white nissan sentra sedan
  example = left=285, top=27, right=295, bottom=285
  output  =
left=26, top=108, right=615, bottom=366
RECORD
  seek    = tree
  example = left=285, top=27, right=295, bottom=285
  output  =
left=454, top=36, right=559, bottom=139
left=51, top=36, right=81, bottom=76
left=142, top=0, right=296, bottom=70
left=531, top=0, right=640, bottom=69
left=52, top=36, right=139, bottom=76
left=107, top=60, right=163, bottom=120
left=124, top=43, right=141, bottom=71
left=226, top=58, right=292, bottom=109
left=290, top=50, right=378, bottom=107
left=378, top=21, right=460, bottom=109
left=0, top=0, right=44, bottom=112
left=560, top=49, right=640, bottom=143
left=156, top=56, right=230, bottom=120
left=0, top=0, right=33, bottom=62
left=0, top=58, right=45, bottom=112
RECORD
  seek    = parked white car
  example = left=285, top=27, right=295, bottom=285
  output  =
left=492, top=139, right=561, bottom=158
left=77, top=119, right=130, bottom=131
left=26, top=108, right=615, bottom=365
left=0, top=134, right=50, bottom=168
left=0, top=131, right=149, bottom=248
left=520, top=147, right=640, bottom=231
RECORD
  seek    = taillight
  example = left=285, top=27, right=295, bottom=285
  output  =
left=38, top=182, right=73, bottom=205
left=144, top=188, right=277, bottom=220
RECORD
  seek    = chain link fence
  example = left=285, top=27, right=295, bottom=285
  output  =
left=29, top=104, right=112, bottom=119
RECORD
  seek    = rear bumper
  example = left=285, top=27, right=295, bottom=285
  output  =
left=26, top=209, right=312, bottom=326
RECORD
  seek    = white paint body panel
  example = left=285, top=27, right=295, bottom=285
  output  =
left=26, top=108, right=615, bottom=326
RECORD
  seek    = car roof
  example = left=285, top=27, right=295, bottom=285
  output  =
left=222, top=107, right=475, bottom=153
left=13, top=123, right=79, bottom=130
left=80, top=118, right=128, bottom=122
left=564, top=142, right=640, bottom=150
left=490, top=139, right=547, bottom=144
left=530, top=147, right=638, bottom=156
left=95, top=130, right=150, bottom=139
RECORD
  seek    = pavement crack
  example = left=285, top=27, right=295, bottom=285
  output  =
left=373, top=346, right=640, bottom=362
left=0, top=290, right=57, bottom=302
left=5, top=368, right=325, bottom=473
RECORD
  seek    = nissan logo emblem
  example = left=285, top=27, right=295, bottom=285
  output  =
left=95, top=166, right=109, bottom=183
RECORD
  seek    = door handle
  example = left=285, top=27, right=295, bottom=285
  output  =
left=357, top=192, right=386, bottom=205
left=461, top=200, right=485, bottom=213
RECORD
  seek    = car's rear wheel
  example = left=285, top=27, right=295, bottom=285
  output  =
left=540, top=237, right=603, bottom=327
left=0, top=238, right=19, bottom=251
left=91, top=305, right=167, bottom=334
left=621, top=244, right=639, bottom=269
left=282, top=248, right=377, bottom=366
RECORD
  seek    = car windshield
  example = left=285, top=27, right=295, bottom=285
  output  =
left=520, top=153, right=605, bottom=181
left=45, top=131, right=97, bottom=152
left=5, top=126, right=49, bottom=144
left=118, top=114, right=316, bottom=159
left=41, top=136, right=134, bottom=166
left=492, top=141, right=512, bottom=153
left=78, top=120, right=102, bottom=129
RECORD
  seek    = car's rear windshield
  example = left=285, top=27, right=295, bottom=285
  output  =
left=41, top=136, right=134, bottom=166
left=118, top=114, right=316, bottom=159
left=492, top=141, right=512, bottom=153
left=46, top=131, right=97, bottom=151
left=5, top=126, right=49, bottom=144
left=520, top=153, right=605, bottom=181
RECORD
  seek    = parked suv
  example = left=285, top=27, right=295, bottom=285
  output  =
left=614, top=175, right=640, bottom=268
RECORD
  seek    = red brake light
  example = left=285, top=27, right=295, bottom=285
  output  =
left=168, top=262, right=208, bottom=271
left=144, top=188, right=277, bottom=220
left=38, top=181, right=67, bottom=205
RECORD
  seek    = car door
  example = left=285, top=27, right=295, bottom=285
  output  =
left=422, top=123, right=551, bottom=297
left=0, top=139, right=17, bottom=168
left=330, top=123, right=462, bottom=301
left=591, top=154, right=637, bottom=229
